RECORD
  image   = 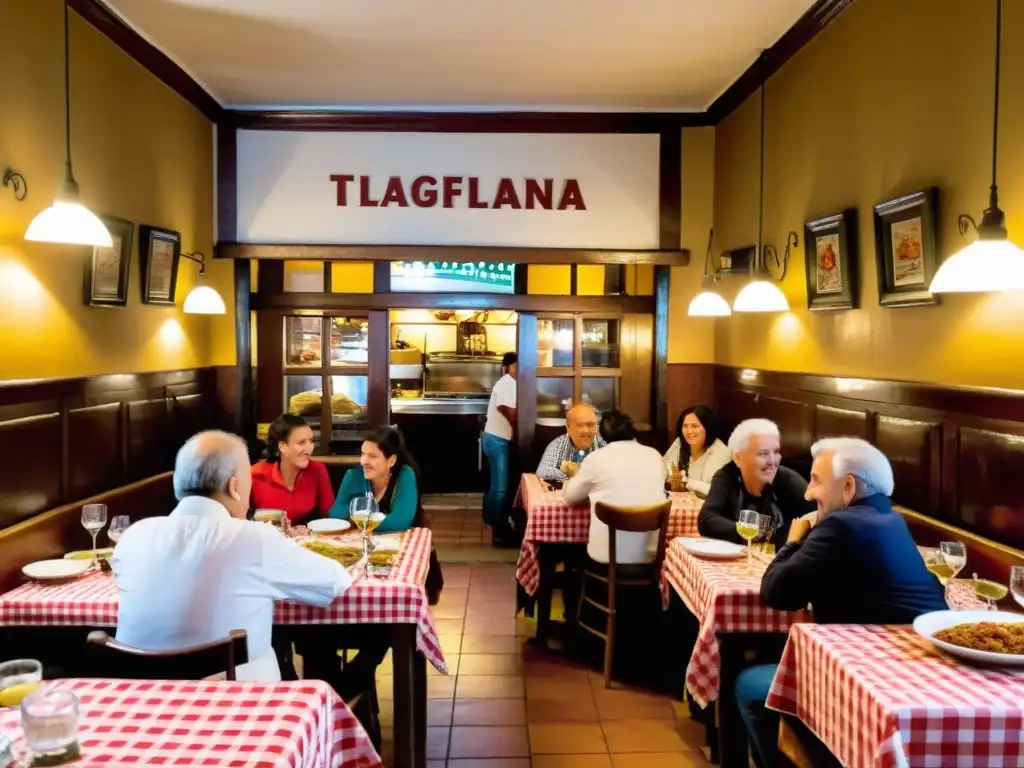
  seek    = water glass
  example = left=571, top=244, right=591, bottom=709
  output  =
left=0, top=659, right=42, bottom=692
left=81, top=504, right=107, bottom=565
left=1010, top=566, right=1024, bottom=610
left=108, top=515, right=130, bottom=545
left=21, top=689, right=80, bottom=763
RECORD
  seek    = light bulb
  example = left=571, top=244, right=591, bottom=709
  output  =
left=183, top=285, right=226, bottom=315
left=929, top=238, right=1024, bottom=293
left=687, top=290, right=732, bottom=317
left=733, top=280, right=789, bottom=312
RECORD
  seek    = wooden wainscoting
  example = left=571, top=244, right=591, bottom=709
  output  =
left=0, top=368, right=227, bottom=530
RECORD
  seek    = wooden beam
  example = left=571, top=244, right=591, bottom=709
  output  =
left=367, top=310, right=390, bottom=427
left=218, top=244, right=689, bottom=266
left=516, top=314, right=538, bottom=468
left=216, top=122, right=237, bottom=245
left=652, top=266, right=670, bottom=444
left=250, top=292, right=655, bottom=314
left=233, top=259, right=253, bottom=442
left=659, top=129, right=682, bottom=249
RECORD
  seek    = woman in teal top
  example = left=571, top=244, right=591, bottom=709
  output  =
left=329, top=425, right=421, bottom=531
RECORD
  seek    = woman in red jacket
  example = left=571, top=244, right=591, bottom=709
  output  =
left=251, top=414, right=335, bottom=527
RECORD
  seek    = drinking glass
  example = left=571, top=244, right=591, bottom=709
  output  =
left=1010, top=566, right=1024, bottom=610
left=108, top=515, right=130, bottom=545
left=21, top=689, right=80, bottom=763
left=971, top=572, right=1008, bottom=611
left=81, top=504, right=107, bottom=565
left=0, top=659, right=42, bottom=705
left=350, top=494, right=379, bottom=560
left=736, top=509, right=761, bottom=572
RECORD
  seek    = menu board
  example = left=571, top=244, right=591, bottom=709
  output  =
left=390, top=261, right=515, bottom=294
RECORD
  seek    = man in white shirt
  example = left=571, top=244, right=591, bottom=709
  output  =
left=481, top=352, right=517, bottom=545
left=563, top=410, right=667, bottom=564
left=112, top=430, right=351, bottom=682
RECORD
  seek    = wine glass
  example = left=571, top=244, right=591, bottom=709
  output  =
left=971, top=571, right=1009, bottom=611
left=81, top=504, right=107, bottom=565
left=108, top=516, right=130, bottom=546
left=350, top=494, right=379, bottom=559
left=736, top=509, right=761, bottom=572
left=1010, top=566, right=1024, bottom=610
left=937, top=541, right=966, bottom=599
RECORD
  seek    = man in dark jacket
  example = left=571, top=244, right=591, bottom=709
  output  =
left=698, top=418, right=815, bottom=548
left=736, top=437, right=948, bottom=767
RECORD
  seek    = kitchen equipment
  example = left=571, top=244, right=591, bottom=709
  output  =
left=457, top=315, right=488, bottom=356
left=424, top=352, right=504, bottom=398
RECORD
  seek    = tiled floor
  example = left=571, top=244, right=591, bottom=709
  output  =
left=370, top=496, right=711, bottom=767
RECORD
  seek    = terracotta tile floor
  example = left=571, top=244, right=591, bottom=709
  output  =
left=369, top=498, right=711, bottom=767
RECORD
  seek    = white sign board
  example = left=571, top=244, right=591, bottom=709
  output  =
left=235, top=131, right=660, bottom=248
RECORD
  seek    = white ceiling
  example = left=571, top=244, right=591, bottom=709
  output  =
left=102, top=0, right=817, bottom=111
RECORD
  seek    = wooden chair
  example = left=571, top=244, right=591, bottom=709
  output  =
left=86, top=629, right=248, bottom=681
left=778, top=718, right=814, bottom=768
left=575, top=499, right=672, bottom=688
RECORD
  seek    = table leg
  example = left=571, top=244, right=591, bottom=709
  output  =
left=391, top=624, right=427, bottom=768
left=535, top=544, right=558, bottom=644
left=716, top=635, right=748, bottom=768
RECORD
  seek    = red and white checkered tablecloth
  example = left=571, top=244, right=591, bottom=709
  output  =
left=515, top=473, right=702, bottom=596
left=767, top=623, right=1024, bottom=768
left=0, top=528, right=448, bottom=674
left=661, top=538, right=805, bottom=707
left=0, top=677, right=380, bottom=768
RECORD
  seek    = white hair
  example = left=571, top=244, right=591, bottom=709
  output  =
left=811, top=437, right=894, bottom=499
left=173, top=430, right=248, bottom=501
left=727, top=419, right=781, bottom=453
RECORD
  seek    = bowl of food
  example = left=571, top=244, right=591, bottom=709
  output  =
left=307, top=519, right=352, bottom=538
left=913, top=609, right=1024, bottom=665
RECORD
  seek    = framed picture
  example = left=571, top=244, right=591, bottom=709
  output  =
left=85, top=215, right=133, bottom=307
left=872, top=188, right=940, bottom=308
left=139, top=225, right=181, bottom=305
left=803, top=209, right=858, bottom=311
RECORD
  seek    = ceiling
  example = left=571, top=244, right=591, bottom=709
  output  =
left=101, top=0, right=817, bottom=111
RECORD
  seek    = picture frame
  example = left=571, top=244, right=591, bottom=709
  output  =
left=803, top=209, right=858, bottom=311
left=85, top=215, right=133, bottom=307
left=139, top=225, right=181, bottom=305
left=872, top=188, right=940, bottom=308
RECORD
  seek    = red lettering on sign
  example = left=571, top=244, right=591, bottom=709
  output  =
left=329, top=174, right=354, bottom=206
left=411, top=176, right=438, bottom=207
left=359, top=175, right=379, bottom=207
left=558, top=179, right=586, bottom=211
left=381, top=176, right=409, bottom=207
left=467, top=178, right=489, bottom=209
left=493, top=178, right=522, bottom=209
left=524, top=179, right=553, bottom=210
left=443, top=177, right=463, bottom=209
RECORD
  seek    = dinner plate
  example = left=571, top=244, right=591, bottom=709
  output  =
left=22, top=559, right=92, bottom=581
left=913, top=609, right=1024, bottom=666
left=676, top=537, right=745, bottom=559
left=307, top=519, right=352, bottom=536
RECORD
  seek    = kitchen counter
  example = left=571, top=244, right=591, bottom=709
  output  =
left=390, top=397, right=489, bottom=416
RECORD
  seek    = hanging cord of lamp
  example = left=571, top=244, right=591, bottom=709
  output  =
left=732, top=52, right=798, bottom=313
left=687, top=228, right=732, bottom=316
left=180, top=252, right=226, bottom=315
left=930, top=0, right=1024, bottom=292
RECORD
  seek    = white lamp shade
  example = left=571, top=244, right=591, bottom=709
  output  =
left=687, top=290, right=732, bottom=317
left=929, top=238, right=1024, bottom=293
left=733, top=280, right=789, bottom=312
left=183, top=285, right=226, bottom=315
left=25, top=200, right=113, bottom=247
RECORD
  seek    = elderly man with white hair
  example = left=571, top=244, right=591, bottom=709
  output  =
left=698, top=418, right=815, bottom=548
left=734, top=437, right=947, bottom=768
left=112, top=430, right=353, bottom=682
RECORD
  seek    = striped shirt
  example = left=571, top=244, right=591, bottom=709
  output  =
left=536, top=433, right=607, bottom=482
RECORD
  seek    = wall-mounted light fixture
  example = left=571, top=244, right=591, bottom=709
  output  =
left=687, top=229, right=732, bottom=316
left=2, top=169, right=27, bottom=201
left=930, top=0, right=1024, bottom=293
left=180, top=252, right=226, bottom=315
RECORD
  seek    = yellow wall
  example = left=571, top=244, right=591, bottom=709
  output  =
left=0, top=2, right=233, bottom=380
left=711, top=0, right=1024, bottom=389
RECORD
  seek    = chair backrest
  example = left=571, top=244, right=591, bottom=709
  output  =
left=595, top=499, right=673, bottom=571
left=86, top=629, right=248, bottom=681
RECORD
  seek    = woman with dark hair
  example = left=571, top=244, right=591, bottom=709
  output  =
left=664, top=405, right=730, bottom=495
left=251, top=414, right=335, bottom=526
left=328, top=425, right=421, bottom=530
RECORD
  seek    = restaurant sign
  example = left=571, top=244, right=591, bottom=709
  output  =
left=235, top=131, right=660, bottom=248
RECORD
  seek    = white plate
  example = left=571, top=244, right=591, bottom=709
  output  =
left=913, top=610, right=1024, bottom=666
left=676, top=537, right=745, bottom=560
left=307, top=519, right=352, bottom=536
left=22, top=559, right=92, bottom=581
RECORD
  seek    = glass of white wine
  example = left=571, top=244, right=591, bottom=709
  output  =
left=1010, top=566, right=1024, bottom=610
left=971, top=572, right=1009, bottom=611
left=81, top=504, right=107, bottom=566
left=936, top=541, right=966, bottom=598
left=350, top=493, right=379, bottom=560
left=108, top=515, right=130, bottom=546
left=736, top=509, right=761, bottom=573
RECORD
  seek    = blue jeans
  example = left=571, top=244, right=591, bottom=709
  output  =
left=481, top=432, right=510, bottom=527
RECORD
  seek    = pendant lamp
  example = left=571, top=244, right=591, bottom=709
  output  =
left=930, top=0, right=1024, bottom=293
left=181, top=252, right=227, bottom=315
left=25, top=0, right=111, bottom=248
left=688, top=229, right=732, bottom=316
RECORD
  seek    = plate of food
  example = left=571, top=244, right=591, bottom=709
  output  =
left=676, top=537, right=745, bottom=560
left=23, top=559, right=92, bottom=581
left=298, top=537, right=363, bottom=568
left=913, top=610, right=1024, bottom=665
left=64, top=548, right=114, bottom=561
left=307, top=519, right=352, bottom=537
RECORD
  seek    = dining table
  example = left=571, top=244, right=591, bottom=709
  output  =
left=0, top=527, right=444, bottom=768
left=0, top=677, right=381, bottom=768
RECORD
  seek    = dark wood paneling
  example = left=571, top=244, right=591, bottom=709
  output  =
left=251, top=291, right=655, bottom=314
left=707, top=0, right=857, bottom=124
left=957, top=427, right=1024, bottom=547
left=875, top=416, right=941, bottom=519
left=70, top=0, right=222, bottom=122
left=666, top=363, right=716, bottom=445
left=0, top=412, right=62, bottom=528
left=126, top=399, right=171, bottom=481
left=68, top=403, right=121, bottom=501
left=219, top=244, right=688, bottom=266
left=813, top=404, right=869, bottom=442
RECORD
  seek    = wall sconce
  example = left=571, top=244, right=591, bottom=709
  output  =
left=2, top=169, right=27, bottom=201
left=687, top=228, right=732, bottom=317
left=733, top=231, right=797, bottom=312
left=180, top=251, right=226, bottom=315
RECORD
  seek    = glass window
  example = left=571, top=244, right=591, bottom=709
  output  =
left=285, top=317, right=323, bottom=367
left=329, top=317, right=369, bottom=366
left=284, top=375, right=324, bottom=446
left=329, top=375, right=369, bottom=449
left=537, top=377, right=574, bottom=422
left=582, top=319, right=620, bottom=368
left=284, top=261, right=326, bottom=292
left=582, top=377, right=618, bottom=416
left=538, top=319, right=574, bottom=368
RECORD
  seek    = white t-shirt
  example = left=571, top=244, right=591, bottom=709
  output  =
left=484, top=373, right=517, bottom=441
left=563, top=439, right=668, bottom=564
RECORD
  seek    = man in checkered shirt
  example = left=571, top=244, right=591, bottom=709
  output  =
left=535, top=403, right=606, bottom=483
